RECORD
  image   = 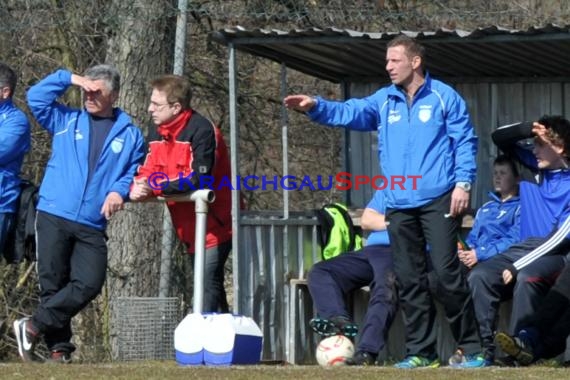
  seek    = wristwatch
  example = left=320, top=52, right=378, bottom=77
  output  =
left=456, top=181, right=471, bottom=192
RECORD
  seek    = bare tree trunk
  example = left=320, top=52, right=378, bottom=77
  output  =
left=74, top=0, right=175, bottom=361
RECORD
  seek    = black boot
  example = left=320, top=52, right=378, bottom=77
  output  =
left=345, top=351, right=376, bottom=366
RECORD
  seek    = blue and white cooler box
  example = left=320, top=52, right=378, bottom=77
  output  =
left=175, top=313, right=263, bottom=366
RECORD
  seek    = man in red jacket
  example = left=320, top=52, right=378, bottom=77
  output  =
left=130, top=74, right=232, bottom=312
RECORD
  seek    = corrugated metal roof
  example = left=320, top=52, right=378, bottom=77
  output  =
left=211, top=25, right=570, bottom=82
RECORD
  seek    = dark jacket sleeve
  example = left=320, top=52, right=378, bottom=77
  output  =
left=492, top=121, right=538, bottom=177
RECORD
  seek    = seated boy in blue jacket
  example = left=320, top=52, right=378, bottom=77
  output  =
left=458, top=155, right=521, bottom=269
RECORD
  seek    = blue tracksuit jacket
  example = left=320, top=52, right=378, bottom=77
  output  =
left=308, top=72, right=478, bottom=209
left=27, top=69, right=145, bottom=230
left=509, top=148, right=570, bottom=270
left=466, top=192, right=521, bottom=262
left=0, top=99, right=30, bottom=213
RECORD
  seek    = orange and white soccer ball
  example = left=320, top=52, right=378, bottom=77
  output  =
left=315, top=335, right=355, bottom=367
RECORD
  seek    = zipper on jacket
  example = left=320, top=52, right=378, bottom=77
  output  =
left=76, top=114, right=129, bottom=220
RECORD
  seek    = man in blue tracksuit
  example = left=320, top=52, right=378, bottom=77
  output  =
left=308, top=190, right=398, bottom=366
left=13, top=66, right=145, bottom=363
left=0, top=62, right=30, bottom=258
left=459, top=155, right=521, bottom=269
left=469, top=116, right=570, bottom=366
left=284, top=35, right=482, bottom=368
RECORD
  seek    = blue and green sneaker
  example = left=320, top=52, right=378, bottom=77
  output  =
left=394, top=355, right=440, bottom=369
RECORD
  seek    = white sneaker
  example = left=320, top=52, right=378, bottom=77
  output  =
left=13, top=318, right=39, bottom=362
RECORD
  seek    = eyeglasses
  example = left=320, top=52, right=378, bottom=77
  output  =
left=149, top=101, right=172, bottom=110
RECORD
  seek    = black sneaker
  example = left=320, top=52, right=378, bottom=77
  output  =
left=345, top=351, right=376, bottom=366
left=309, top=317, right=336, bottom=336
left=46, top=350, right=73, bottom=364
left=13, top=318, right=40, bottom=362
left=330, top=316, right=358, bottom=337
left=309, top=316, right=358, bottom=337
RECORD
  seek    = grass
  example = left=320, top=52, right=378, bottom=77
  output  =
left=1, top=361, right=569, bottom=380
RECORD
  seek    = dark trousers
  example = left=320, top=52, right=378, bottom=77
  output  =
left=0, top=212, right=14, bottom=255
left=386, top=191, right=480, bottom=357
left=192, top=239, right=231, bottom=313
left=307, top=245, right=397, bottom=354
left=525, top=260, right=570, bottom=359
left=467, top=238, right=566, bottom=357
left=33, top=211, right=108, bottom=352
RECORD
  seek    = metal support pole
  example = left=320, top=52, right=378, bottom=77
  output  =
left=157, top=190, right=215, bottom=314
left=228, top=44, right=241, bottom=314
left=340, top=81, right=350, bottom=206
left=158, top=207, right=174, bottom=298
left=173, top=0, right=188, bottom=76
left=280, top=62, right=291, bottom=362
left=190, top=190, right=215, bottom=314
left=280, top=63, right=289, bottom=219
left=158, top=0, right=188, bottom=299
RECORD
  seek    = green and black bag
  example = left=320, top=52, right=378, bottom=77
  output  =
left=315, top=203, right=363, bottom=261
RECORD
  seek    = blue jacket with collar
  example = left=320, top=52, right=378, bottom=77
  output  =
left=308, top=73, right=478, bottom=209
left=466, top=192, right=521, bottom=262
left=27, top=69, right=145, bottom=230
left=0, top=99, right=31, bottom=213
left=492, top=120, right=570, bottom=272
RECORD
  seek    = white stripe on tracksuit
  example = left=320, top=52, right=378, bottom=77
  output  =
left=513, top=215, right=570, bottom=270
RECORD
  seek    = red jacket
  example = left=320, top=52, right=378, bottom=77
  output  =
left=136, top=110, right=232, bottom=253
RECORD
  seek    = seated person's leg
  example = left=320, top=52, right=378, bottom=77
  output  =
left=496, top=261, right=570, bottom=364
left=511, top=255, right=566, bottom=334
left=496, top=311, right=568, bottom=365
left=466, top=252, right=517, bottom=363
left=346, top=245, right=397, bottom=365
left=541, top=305, right=570, bottom=360
left=542, top=262, right=570, bottom=359
left=467, top=239, right=540, bottom=365
left=307, top=250, right=373, bottom=337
